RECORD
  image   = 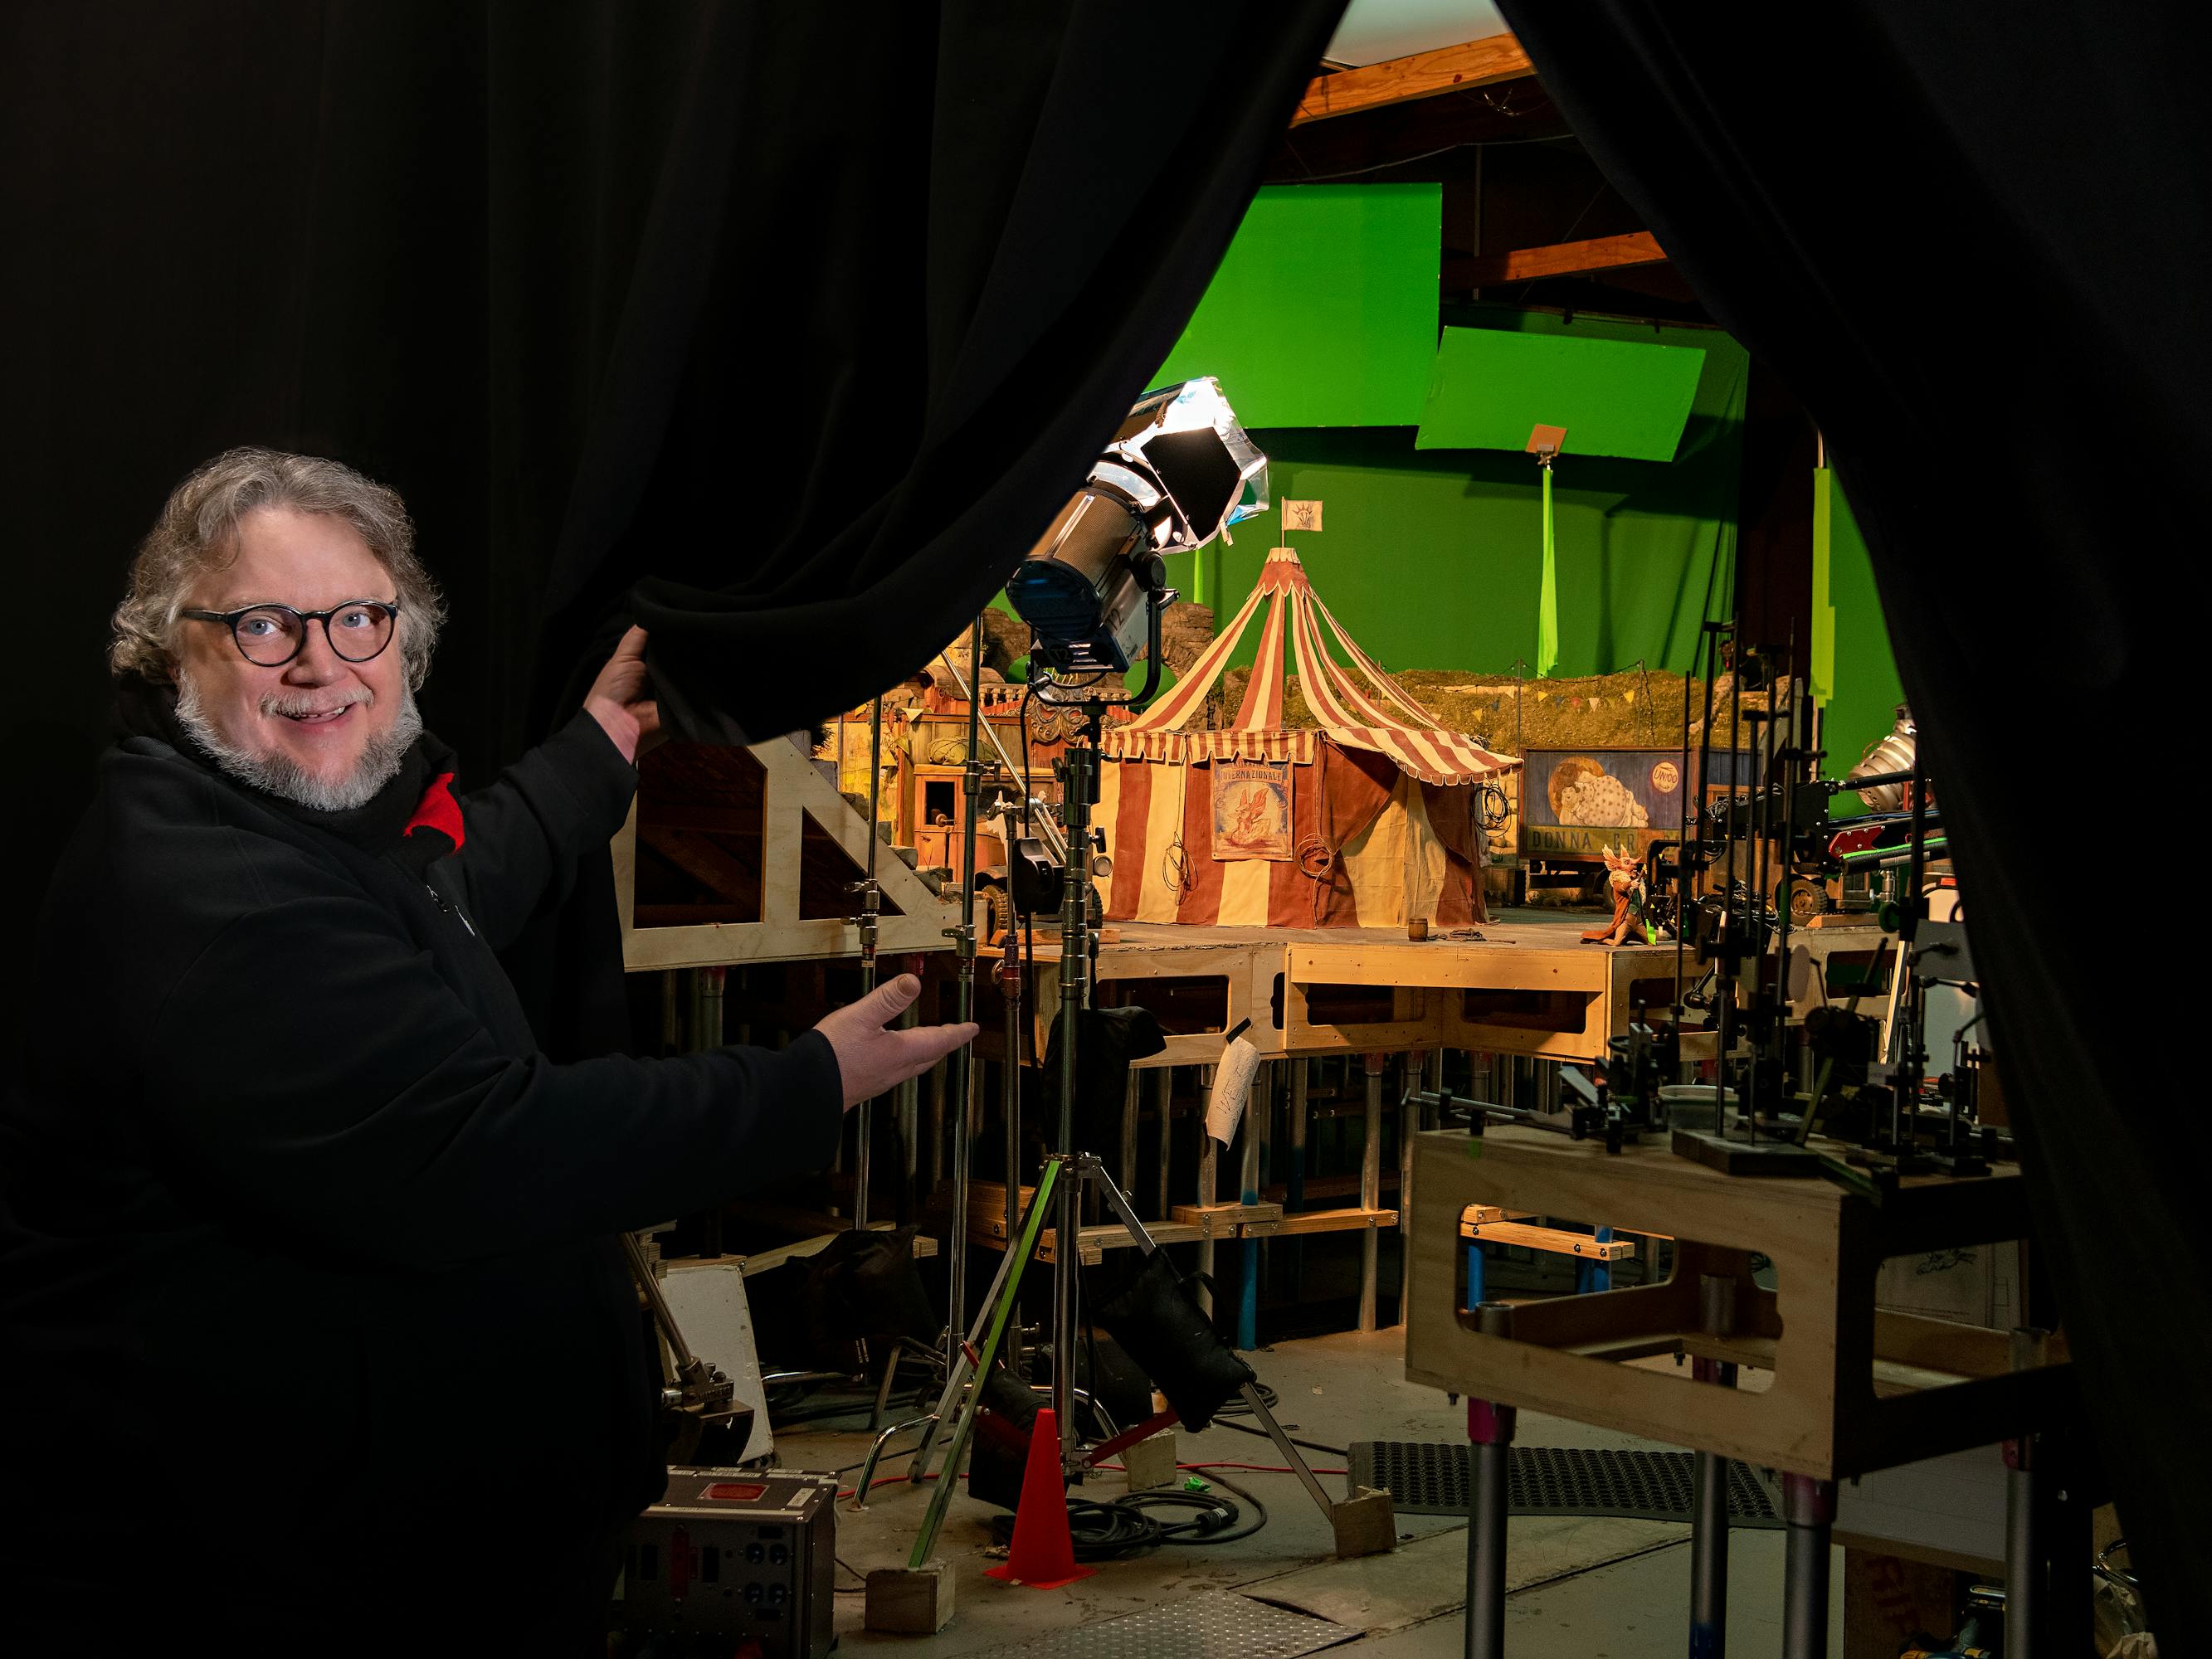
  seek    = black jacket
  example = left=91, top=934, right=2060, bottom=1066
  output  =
left=0, top=710, right=842, bottom=1645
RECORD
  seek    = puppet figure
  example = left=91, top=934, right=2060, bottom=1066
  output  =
left=1582, top=844, right=1664, bottom=946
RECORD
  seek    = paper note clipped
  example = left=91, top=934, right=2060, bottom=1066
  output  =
left=1206, top=1032, right=1263, bottom=1146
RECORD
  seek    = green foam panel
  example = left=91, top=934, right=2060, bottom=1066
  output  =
left=1415, top=326, right=1706, bottom=461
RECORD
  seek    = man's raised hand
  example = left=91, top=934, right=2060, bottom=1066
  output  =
left=582, top=625, right=661, bottom=763
left=812, top=974, right=977, bottom=1109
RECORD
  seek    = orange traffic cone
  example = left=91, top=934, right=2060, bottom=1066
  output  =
left=984, top=1408, right=1095, bottom=1589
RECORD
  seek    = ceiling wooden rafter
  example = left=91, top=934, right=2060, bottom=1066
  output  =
left=1294, top=32, right=1535, bottom=127
left=1446, top=231, right=1669, bottom=289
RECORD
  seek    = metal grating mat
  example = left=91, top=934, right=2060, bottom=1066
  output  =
left=1348, top=1442, right=1782, bottom=1527
left=960, top=1588, right=1357, bottom=1659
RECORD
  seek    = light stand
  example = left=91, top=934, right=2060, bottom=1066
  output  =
left=945, top=620, right=986, bottom=1361
left=1046, top=701, right=1104, bottom=1468
left=845, top=695, right=887, bottom=1228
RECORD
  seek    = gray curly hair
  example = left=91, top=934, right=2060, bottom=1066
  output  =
left=110, top=447, right=446, bottom=689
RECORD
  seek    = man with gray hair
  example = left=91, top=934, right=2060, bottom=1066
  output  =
left=1, top=448, right=974, bottom=1647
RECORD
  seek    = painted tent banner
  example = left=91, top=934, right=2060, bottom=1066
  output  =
left=1211, top=759, right=1294, bottom=861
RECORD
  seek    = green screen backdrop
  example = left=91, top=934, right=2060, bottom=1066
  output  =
left=1160, top=306, right=1747, bottom=681
left=1152, top=182, right=1440, bottom=427
left=1415, top=326, right=1707, bottom=461
left=1811, top=466, right=1907, bottom=803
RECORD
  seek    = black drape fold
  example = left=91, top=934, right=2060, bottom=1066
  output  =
left=3, top=0, right=1346, bottom=1053
left=2, top=0, right=1347, bottom=802
left=1497, top=4, right=2205, bottom=1640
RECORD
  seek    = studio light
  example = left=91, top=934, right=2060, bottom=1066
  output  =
left=1006, top=377, right=1268, bottom=676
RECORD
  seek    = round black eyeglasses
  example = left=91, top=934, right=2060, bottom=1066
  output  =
left=180, top=599, right=402, bottom=668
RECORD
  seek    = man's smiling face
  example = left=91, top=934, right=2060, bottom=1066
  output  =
left=173, top=505, right=412, bottom=808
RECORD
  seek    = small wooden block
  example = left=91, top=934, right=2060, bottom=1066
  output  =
left=1331, top=1486, right=1397, bottom=1559
left=864, top=1559, right=956, bottom=1635
left=1462, top=1219, right=1638, bottom=1261
left=1123, top=1431, right=1179, bottom=1491
left=1172, top=1200, right=1284, bottom=1238
left=1250, top=1205, right=1397, bottom=1238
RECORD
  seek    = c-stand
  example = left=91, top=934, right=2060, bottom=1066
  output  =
left=877, top=595, right=1388, bottom=1567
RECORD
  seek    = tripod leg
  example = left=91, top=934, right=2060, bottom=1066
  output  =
left=908, top=1158, right=1062, bottom=1568
left=1236, top=1381, right=1336, bottom=1522
left=906, top=1190, right=1032, bottom=1482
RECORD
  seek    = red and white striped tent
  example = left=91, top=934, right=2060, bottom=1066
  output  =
left=1096, top=547, right=1519, bottom=929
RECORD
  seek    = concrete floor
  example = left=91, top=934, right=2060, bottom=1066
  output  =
left=766, top=1328, right=1843, bottom=1657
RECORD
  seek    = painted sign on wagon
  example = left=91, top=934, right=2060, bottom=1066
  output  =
left=1519, top=747, right=1750, bottom=859
left=1211, top=758, right=1294, bottom=861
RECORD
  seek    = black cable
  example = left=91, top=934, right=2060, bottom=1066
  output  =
left=984, top=1472, right=1267, bottom=1561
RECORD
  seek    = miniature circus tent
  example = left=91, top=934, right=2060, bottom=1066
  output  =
left=1096, top=547, right=1519, bottom=928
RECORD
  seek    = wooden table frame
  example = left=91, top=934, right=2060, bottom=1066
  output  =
left=1404, top=1126, right=2073, bottom=1481
left=974, top=922, right=1713, bottom=1071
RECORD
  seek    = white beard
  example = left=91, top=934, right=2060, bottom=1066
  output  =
left=175, top=674, right=424, bottom=812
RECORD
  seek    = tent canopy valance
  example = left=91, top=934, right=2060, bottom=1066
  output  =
left=1100, top=547, right=1520, bottom=788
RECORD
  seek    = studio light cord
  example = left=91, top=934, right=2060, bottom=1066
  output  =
left=984, top=1471, right=1269, bottom=1561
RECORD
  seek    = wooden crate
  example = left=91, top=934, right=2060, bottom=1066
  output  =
left=1404, top=1126, right=2073, bottom=1480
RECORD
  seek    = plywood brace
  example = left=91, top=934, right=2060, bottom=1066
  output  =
left=614, top=737, right=960, bottom=971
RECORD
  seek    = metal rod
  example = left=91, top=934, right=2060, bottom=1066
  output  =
left=937, top=643, right=1066, bottom=864
left=904, top=1172, right=1036, bottom=1485
left=1397, top=1053, right=1424, bottom=1325
left=1239, top=1380, right=1336, bottom=1520
left=909, top=1160, right=1061, bottom=1566
left=620, top=1231, right=695, bottom=1372
left=945, top=616, right=987, bottom=1346
left=1002, top=951, right=1023, bottom=1243
left=1781, top=1473, right=1835, bottom=1659
left=852, top=695, right=885, bottom=1228
left=1147, top=1066, right=1170, bottom=1222
left=850, top=1411, right=936, bottom=1509
left=2005, top=1326, right=2047, bottom=1659
left=1196, top=1089, right=1217, bottom=1317
left=926, top=1059, right=945, bottom=1189
left=1122, top=1070, right=1142, bottom=1195
left=1049, top=734, right=1095, bottom=1467
left=1466, top=1302, right=1516, bottom=1659
left=1238, top=1065, right=1263, bottom=1350
left=1359, top=1053, right=1383, bottom=1332
left=1690, top=1272, right=1739, bottom=1659
left=894, top=1000, right=919, bottom=1219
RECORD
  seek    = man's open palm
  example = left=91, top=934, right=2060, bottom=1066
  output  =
left=813, top=974, right=976, bottom=1107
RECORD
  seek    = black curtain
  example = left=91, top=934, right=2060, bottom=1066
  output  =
left=1498, top=3, right=2205, bottom=1638
left=2, top=0, right=1343, bottom=1062
left=0, top=0, right=1342, bottom=891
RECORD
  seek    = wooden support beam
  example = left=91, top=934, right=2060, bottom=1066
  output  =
left=1293, top=33, right=1535, bottom=126
left=1447, top=231, right=1667, bottom=289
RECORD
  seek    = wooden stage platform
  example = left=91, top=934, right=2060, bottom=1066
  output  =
left=967, top=912, right=1732, bottom=1068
